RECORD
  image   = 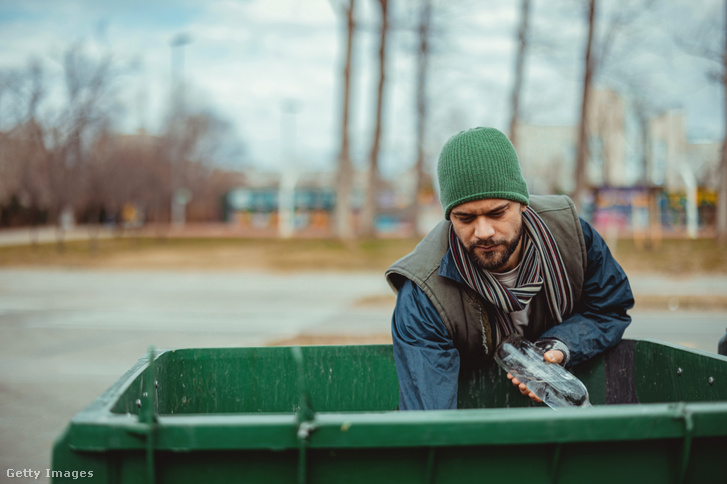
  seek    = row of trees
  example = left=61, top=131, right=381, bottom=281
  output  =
left=0, top=44, right=241, bottom=232
left=330, top=0, right=727, bottom=240
left=1, top=1, right=726, bottom=241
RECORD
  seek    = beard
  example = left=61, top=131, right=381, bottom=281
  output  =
left=466, top=223, right=524, bottom=273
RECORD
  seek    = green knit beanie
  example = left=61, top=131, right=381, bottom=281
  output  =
left=437, top=127, right=529, bottom=219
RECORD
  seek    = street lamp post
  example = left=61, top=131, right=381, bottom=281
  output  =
left=170, top=33, right=192, bottom=228
left=279, top=99, right=302, bottom=238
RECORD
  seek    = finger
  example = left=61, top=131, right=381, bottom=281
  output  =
left=511, top=377, right=521, bottom=386
left=507, top=373, right=514, bottom=380
left=529, top=392, right=542, bottom=403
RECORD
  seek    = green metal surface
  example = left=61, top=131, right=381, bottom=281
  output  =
left=111, top=345, right=399, bottom=416
left=634, top=339, right=727, bottom=403
left=52, top=341, right=727, bottom=484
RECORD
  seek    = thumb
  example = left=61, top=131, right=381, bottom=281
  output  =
left=545, top=351, right=558, bottom=363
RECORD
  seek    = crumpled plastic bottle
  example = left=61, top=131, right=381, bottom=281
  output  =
left=495, top=334, right=592, bottom=409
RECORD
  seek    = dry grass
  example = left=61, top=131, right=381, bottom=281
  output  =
left=0, top=236, right=420, bottom=272
left=0, top=233, right=725, bottom=277
left=610, top=238, right=727, bottom=276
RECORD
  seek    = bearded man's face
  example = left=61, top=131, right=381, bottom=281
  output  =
left=450, top=199, right=525, bottom=273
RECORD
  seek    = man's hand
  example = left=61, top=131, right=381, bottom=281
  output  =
left=506, top=350, right=565, bottom=403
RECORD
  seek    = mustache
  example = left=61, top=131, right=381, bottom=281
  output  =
left=468, top=238, right=506, bottom=250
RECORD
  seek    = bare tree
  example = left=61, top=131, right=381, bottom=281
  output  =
left=573, top=0, right=596, bottom=210
left=654, top=1, right=727, bottom=239
left=330, top=0, right=357, bottom=240
left=508, top=0, right=531, bottom=151
left=0, top=61, right=52, bottom=237
left=572, top=0, right=656, bottom=209
left=1, top=41, right=245, bottom=239
left=49, top=44, right=119, bottom=248
left=720, top=0, right=727, bottom=242
left=157, top=108, right=243, bottom=224
left=412, top=0, right=433, bottom=236
left=360, top=0, right=389, bottom=238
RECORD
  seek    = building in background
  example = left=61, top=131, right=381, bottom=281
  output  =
left=516, top=87, right=720, bottom=237
left=224, top=87, right=720, bottom=239
left=224, top=171, right=338, bottom=236
left=224, top=166, right=441, bottom=238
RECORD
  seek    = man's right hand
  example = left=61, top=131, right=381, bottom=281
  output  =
left=506, top=350, right=564, bottom=403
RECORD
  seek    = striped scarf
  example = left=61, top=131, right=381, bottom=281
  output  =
left=449, top=207, right=573, bottom=347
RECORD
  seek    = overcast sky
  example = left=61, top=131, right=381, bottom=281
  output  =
left=0, top=0, right=723, bottom=178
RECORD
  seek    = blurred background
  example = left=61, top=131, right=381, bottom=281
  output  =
left=0, top=0, right=725, bottom=239
left=1, top=0, right=727, bottom=482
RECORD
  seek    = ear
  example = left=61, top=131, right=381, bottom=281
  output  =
left=520, top=203, right=527, bottom=213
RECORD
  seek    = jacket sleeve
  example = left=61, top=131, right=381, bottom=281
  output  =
left=391, top=279, right=460, bottom=410
left=538, top=218, right=634, bottom=367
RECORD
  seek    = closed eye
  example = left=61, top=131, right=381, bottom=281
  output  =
left=454, top=214, right=475, bottom=223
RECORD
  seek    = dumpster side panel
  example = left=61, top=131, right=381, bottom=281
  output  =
left=553, top=440, right=678, bottom=484
left=571, top=350, right=607, bottom=404
left=302, top=345, right=399, bottom=412
left=144, top=346, right=399, bottom=415
left=634, top=340, right=727, bottom=403
left=457, top=364, right=538, bottom=409
left=157, top=450, right=298, bottom=484
left=51, top=428, right=111, bottom=483
left=51, top=438, right=726, bottom=484
left=431, top=442, right=673, bottom=484
left=155, top=348, right=299, bottom=414
left=116, top=345, right=612, bottom=416
left=307, top=439, right=725, bottom=484
left=685, top=436, right=727, bottom=483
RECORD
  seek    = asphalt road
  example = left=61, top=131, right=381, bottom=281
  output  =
left=1, top=269, right=726, bottom=484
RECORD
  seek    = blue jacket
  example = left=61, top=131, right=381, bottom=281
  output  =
left=391, top=218, right=634, bottom=410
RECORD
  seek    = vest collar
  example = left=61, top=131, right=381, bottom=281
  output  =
left=438, top=248, right=464, bottom=284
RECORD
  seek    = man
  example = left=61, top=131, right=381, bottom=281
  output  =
left=385, top=127, right=634, bottom=410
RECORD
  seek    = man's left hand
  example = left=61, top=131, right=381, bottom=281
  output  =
left=506, top=350, right=565, bottom=403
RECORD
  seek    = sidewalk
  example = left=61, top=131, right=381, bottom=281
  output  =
left=0, top=225, right=115, bottom=247
left=628, top=274, right=727, bottom=297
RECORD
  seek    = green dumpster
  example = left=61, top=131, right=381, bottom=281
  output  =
left=52, top=339, right=727, bottom=484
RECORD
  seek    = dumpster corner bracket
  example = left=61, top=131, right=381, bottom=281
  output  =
left=137, top=345, right=159, bottom=484
left=673, top=403, right=694, bottom=484
left=291, top=346, right=317, bottom=484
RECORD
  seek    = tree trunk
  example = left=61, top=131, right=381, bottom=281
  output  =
left=360, top=0, right=388, bottom=238
left=508, top=0, right=531, bottom=151
left=334, top=0, right=356, bottom=240
left=413, top=0, right=432, bottom=236
left=718, top=0, right=727, bottom=242
left=573, top=0, right=596, bottom=211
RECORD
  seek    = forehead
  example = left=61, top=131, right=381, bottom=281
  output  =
left=451, top=198, right=513, bottom=215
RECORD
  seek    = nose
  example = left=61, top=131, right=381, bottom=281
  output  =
left=473, top=217, right=495, bottom=240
